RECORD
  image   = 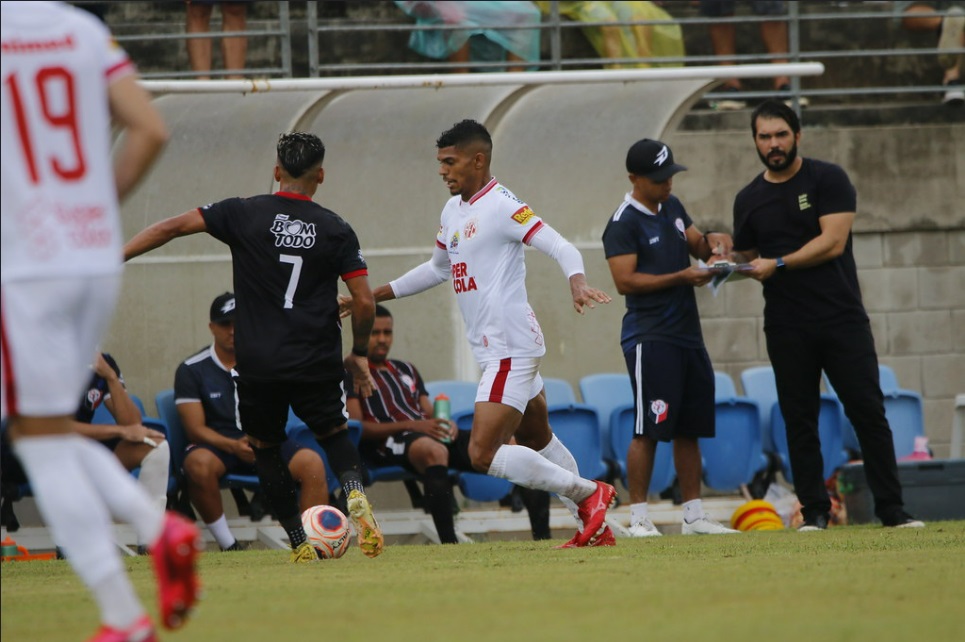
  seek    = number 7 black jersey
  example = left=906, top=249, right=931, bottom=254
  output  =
left=200, top=192, right=367, bottom=382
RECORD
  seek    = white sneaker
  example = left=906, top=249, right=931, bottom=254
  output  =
left=627, top=519, right=662, bottom=537
left=682, top=516, right=739, bottom=535
left=938, top=7, right=965, bottom=70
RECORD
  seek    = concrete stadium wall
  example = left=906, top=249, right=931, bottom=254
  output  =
left=114, top=81, right=964, bottom=457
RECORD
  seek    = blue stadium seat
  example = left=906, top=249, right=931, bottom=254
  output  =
left=547, top=404, right=607, bottom=481
left=542, top=377, right=578, bottom=406
left=770, top=396, right=847, bottom=483
left=740, top=366, right=780, bottom=454
left=579, top=373, right=632, bottom=461
left=425, top=380, right=478, bottom=415
left=714, top=371, right=738, bottom=399
left=822, top=365, right=924, bottom=459
left=701, top=398, right=768, bottom=491
left=609, top=404, right=675, bottom=495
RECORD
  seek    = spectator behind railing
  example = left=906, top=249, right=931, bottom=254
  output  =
left=394, top=1, right=541, bottom=72
left=897, top=2, right=964, bottom=104
left=698, top=0, right=803, bottom=110
left=537, top=1, right=683, bottom=69
left=185, top=0, right=250, bottom=79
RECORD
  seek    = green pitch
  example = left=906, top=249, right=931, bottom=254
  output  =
left=3, top=522, right=963, bottom=642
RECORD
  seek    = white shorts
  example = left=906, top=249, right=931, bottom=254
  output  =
left=1, top=274, right=120, bottom=419
left=475, top=357, right=544, bottom=413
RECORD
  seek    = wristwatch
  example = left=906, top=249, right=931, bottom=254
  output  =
left=775, top=257, right=786, bottom=270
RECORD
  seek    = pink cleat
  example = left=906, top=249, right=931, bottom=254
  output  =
left=555, top=525, right=616, bottom=549
left=149, top=512, right=202, bottom=630
left=574, top=481, right=617, bottom=547
left=87, top=615, right=156, bottom=642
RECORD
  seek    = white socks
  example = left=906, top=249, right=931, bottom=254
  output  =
left=682, top=498, right=705, bottom=524
left=74, top=436, right=164, bottom=545
left=13, top=434, right=147, bottom=628
left=630, top=502, right=650, bottom=526
left=137, top=439, right=170, bottom=513
left=537, top=434, right=584, bottom=523
left=488, top=443, right=595, bottom=501
left=206, top=514, right=236, bottom=549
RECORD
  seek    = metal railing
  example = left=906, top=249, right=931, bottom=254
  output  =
left=87, top=1, right=964, bottom=104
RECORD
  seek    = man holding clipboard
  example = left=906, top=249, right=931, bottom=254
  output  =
left=602, top=139, right=739, bottom=538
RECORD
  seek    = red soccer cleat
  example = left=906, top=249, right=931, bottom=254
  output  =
left=87, top=615, right=157, bottom=642
left=574, top=481, right=617, bottom=547
left=149, top=512, right=202, bottom=630
left=555, top=525, right=616, bottom=549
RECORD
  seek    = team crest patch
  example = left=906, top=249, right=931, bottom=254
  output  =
left=512, top=206, right=535, bottom=225
left=649, top=399, right=669, bottom=424
left=87, top=389, right=103, bottom=407
left=464, top=218, right=478, bottom=239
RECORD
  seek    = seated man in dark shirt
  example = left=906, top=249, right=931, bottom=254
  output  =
left=345, top=304, right=550, bottom=543
left=174, top=292, right=330, bottom=551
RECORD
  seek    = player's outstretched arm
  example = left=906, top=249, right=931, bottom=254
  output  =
left=569, top=273, right=612, bottom=315
left=108, top=75, right=168, bottom=202
left=124, top=209, right=208, bottom=261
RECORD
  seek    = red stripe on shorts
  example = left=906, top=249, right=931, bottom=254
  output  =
left=488, top=358, right=512, bottom=403
left=0, top=306, right=18, bottom=416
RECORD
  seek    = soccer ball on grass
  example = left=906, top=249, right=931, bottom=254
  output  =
left=301, top=505, right=351, bottom=559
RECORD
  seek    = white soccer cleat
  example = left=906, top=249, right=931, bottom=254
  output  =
left=627, top=518, right=662, bottom=538
left=682, top=516, right=739, bottom=535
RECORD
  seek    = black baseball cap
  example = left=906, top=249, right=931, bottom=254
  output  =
left=626, top=138, right=687, bottom=181
left=210, top=292, right=236, bottom=323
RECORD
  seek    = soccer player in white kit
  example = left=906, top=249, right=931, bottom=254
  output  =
left=365, top=119, right=618, bottom=547
left=1, top=2, right=200, bottom=640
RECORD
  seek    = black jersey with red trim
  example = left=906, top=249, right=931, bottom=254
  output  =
left=201, top=192, right=367, bottom=382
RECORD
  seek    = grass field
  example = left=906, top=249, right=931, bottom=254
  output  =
left=3, top=521, right=964, bottom=642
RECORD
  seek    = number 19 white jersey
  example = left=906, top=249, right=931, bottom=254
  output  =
left=436, top=178, right=546, bottom=363
left=1, top=1, right=135, bottom=282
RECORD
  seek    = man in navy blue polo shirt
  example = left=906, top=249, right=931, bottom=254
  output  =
left=602, top=138, right=738, bottom=537
left=174, top=292, right=330, bottom=551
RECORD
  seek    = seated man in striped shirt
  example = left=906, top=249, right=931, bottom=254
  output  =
left=345, top=304, right=550, bottom=543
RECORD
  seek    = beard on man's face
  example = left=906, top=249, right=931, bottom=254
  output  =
left=758, top=141, right=798, bottom=171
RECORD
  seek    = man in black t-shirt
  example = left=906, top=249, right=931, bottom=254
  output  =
left=729, top=100, right=923, bottom=531
left=125, top=132, right=381, bottom=562
left=602, top=139, right=738, bottom=538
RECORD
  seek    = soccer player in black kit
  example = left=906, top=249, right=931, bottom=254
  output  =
left=728, top=100, right=923, bottom=532
left=125, top=132, right=382, bottom=562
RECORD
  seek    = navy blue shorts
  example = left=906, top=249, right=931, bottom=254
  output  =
left=185, top=437, right=304, bottom=475
left=623, top=341, right=715, bottom=442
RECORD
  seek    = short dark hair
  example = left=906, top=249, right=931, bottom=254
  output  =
left=750, top=100, right=801, bottom=137
left=277, top=132, right=325, bottom=178
left=436, top=119, right=492, bottom=152
left=375, top=304, right=392, bottom=318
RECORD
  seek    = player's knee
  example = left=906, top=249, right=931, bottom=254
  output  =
left=467, top=442, right=494, bottom=473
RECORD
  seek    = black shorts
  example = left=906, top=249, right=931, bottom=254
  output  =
left=624, top=341, right=715, bottom=442
left=360, top=429, right=473, bottom=474
left=184, top=437, right=304, bottom=475
left=235, top=376, right=347, bottom=443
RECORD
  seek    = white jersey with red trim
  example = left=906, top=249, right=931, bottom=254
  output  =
left=436, top=177, right=546, bottom=363
left=1, top=1, right=135, bottom=282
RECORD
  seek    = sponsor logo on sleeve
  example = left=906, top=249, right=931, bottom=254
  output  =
left=512, top=206, right=535, bottom=225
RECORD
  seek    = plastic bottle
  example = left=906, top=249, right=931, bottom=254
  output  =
left=433, top=394, right=451, bottom=443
